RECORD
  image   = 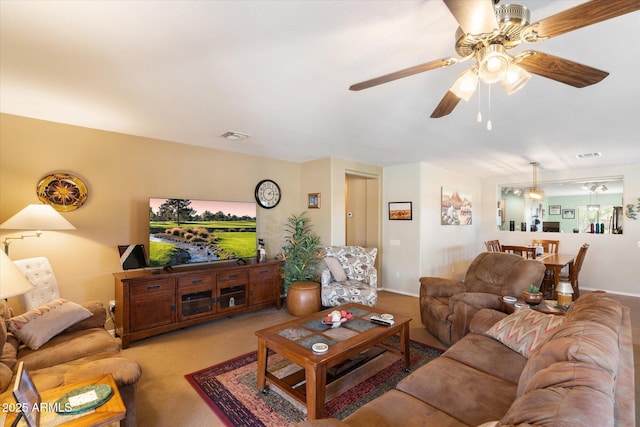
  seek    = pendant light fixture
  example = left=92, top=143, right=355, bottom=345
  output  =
left=524, top=162, right=544, bottom=201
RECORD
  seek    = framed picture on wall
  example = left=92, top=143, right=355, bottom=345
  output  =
left=441, top=186, right=472, bottom=225
left=549, top=205, right=561, bottom=215
left=562, top=209, right=575, bottom=219
left=389, top=202, right=412, bottom=220
left=308, top=193, right=320, bottom=209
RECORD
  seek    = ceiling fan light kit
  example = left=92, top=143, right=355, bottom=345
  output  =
left=349, top=0, right=640, bottom=118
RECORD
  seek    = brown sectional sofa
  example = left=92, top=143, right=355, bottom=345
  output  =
left=0, top=300, right=141, bottom=426
left=297, top=291, right=635, bottom=426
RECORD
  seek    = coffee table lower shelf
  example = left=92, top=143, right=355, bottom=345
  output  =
left=263, top=346, right=386, bottom=401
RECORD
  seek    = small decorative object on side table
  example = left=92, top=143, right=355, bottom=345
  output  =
left=523, top=284, right=543, bottom=305
left=556, top=281, right=574, bottom=307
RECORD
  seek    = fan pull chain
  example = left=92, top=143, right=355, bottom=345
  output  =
left=486, top=84, right=492, bottom=131
left=476, top=82, right=482, bottom=123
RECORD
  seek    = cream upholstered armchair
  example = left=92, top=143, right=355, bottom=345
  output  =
left=320, top=246, right=377, bottom=307
left=12, top=257, right=62, bottom=310
left=419, top=252, right=545, bottom=346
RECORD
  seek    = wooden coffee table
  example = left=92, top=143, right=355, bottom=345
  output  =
left=255, top=303, right=411, bottom=420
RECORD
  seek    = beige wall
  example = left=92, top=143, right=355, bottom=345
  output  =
left=0, top=114, right=306, bottom=313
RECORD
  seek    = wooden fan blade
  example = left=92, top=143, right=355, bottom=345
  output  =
left=443, top=0, right=498, bottom=35
left=532, top=0, right=640, bottom=40
left=349, top=57, right=458, bottom=91
left=430, top=90, right=461, bottom=118
left=518, top=51, right=609, bottom=88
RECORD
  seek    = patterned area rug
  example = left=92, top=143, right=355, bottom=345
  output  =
left=185, top=339, right=444, bottom=426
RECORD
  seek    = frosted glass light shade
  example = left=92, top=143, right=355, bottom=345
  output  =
left=500, top=65, right=531, bottom=95
left=479, top=45, right=509, bottom=84
left=449, top=68, right=479, bottom=101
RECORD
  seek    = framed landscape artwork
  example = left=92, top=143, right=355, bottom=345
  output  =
left=389, top=202, right=412, bottom=220
left=562, top=209, right=575, bottom=219
left=441, top=187, right=472, bottom=225
left=549, top=205, right=561, bottom=215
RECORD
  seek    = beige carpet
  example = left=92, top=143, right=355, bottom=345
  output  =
left=120, top=291, right=438, bottom=426
left=121, top=291, right=639, bottom=426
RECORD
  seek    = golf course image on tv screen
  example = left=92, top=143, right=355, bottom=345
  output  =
left=149, top=198, right=257, bottom=267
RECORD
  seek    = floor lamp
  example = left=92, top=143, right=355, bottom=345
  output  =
left=0, top=251, right=34, bottom=300
left=0, top=204, right=76, bottom=255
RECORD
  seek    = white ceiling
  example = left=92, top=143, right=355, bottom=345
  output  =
left=1, top=1, right=639, bottom=178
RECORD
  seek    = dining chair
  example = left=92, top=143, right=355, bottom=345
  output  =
left=560, top=243, right=589, bottom=298
left=501, top=245, right=537, bottom=259
left=484, top=240, right=502, bottom=252
left=532, top=239, right=560, bottom=290
left=531, top=239, right=559, bottom=254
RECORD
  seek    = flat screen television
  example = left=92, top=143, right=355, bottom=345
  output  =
left=149, top=198, right=257, bottom=267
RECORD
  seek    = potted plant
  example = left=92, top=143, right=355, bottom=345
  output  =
left=278, top=212, right=323, bottom=293
left=523, top=284, right=543, bottom=305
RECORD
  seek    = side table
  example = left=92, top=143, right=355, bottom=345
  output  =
left=500, top=297, right=568, bottom=316
left=3, top=374, right=125, bottom=427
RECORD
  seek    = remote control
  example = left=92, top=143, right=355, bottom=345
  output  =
left=370, top=316, right=394, bottom=326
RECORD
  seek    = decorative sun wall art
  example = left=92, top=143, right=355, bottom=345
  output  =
left=37, top=172, right=88, bottom=211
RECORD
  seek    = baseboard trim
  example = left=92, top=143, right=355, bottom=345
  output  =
left=378, top=288, right=419, bottom=298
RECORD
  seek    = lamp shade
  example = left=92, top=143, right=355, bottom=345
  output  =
left=0, top=251, right=34, bottom=299
left=0, top=204, right=75, bottom=231
left=556, top=281, right=574, bottom=294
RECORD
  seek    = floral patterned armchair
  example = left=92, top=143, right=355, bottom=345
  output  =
left=320, top=246, right=377, bottom=307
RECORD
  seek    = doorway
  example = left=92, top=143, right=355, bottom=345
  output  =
left=345, top=173, right=380, bottom=249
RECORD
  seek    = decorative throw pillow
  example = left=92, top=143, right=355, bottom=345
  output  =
left=485, top=308, right=565, bottom=358
left=7, top=299, right=92, bottom=350
left=325, top=256, right=347, bottom=282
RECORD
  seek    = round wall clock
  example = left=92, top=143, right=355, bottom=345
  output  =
left=37, top=172, right=88, bottom=211
left=255, top=179, right=281, bottom=209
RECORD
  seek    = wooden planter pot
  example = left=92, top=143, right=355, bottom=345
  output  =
left=286, top=281, right=321, bottom=316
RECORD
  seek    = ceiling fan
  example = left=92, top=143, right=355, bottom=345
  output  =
left=349, top=0, right=640, bottom=118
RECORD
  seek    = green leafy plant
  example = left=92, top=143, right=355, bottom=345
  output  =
left=526, top=284, right=541, bottom=294
left=278, top=212, right=323, bottom=291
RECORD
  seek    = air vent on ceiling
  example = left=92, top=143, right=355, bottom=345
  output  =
left=576, top=152, right=602, bottom=159
left=220, top=131, right=251, bottom=141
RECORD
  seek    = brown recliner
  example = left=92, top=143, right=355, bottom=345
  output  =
left=419, top=252, right=545, bottom=346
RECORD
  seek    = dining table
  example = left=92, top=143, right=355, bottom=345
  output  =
left=535, top=252, right=576, bottom=298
